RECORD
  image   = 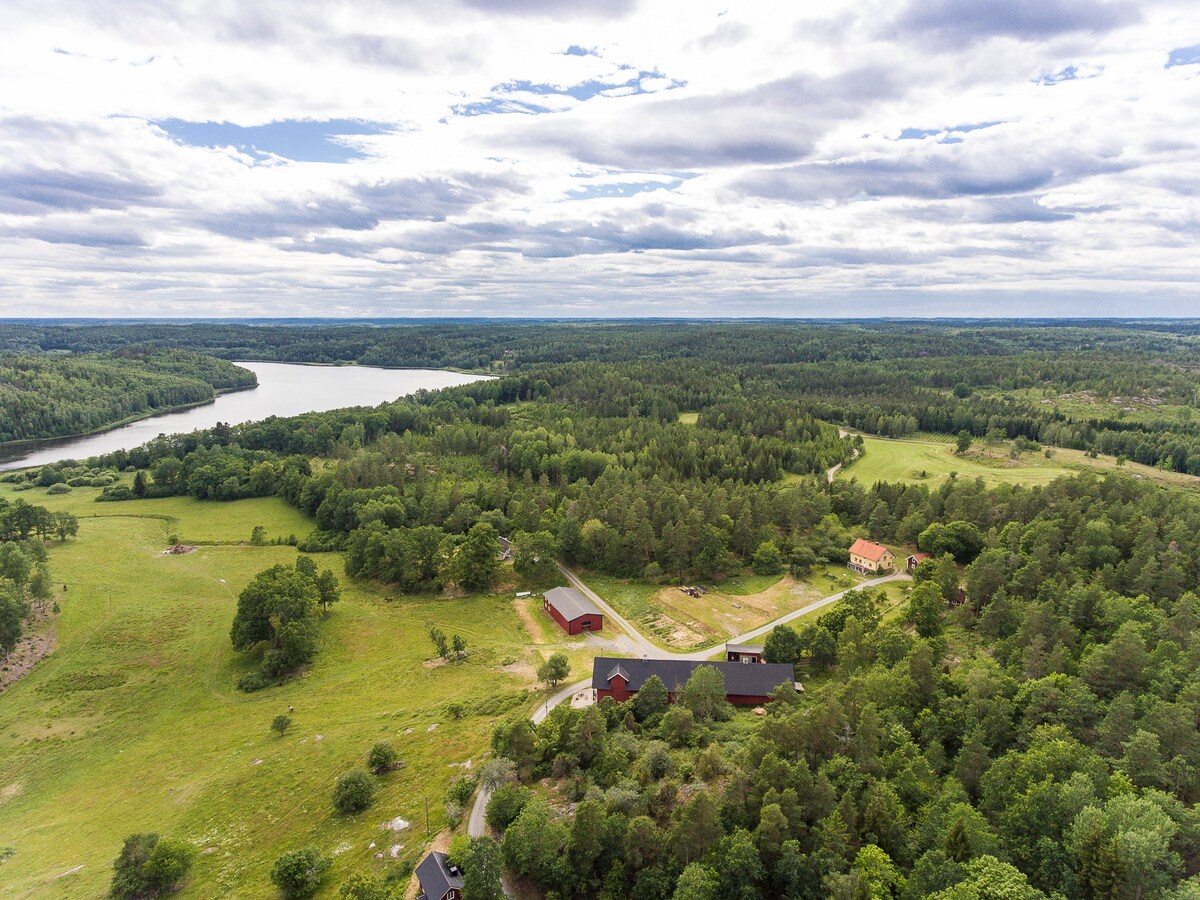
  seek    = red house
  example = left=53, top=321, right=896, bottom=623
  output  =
left=591, top=657, right=798, bottom=706
left=416, top=851, right=463, bottom=900
left=543, top=586, right=604, bottom=635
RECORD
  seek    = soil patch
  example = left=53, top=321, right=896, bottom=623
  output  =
left=161, top=544, right=196, bottom=555
left=1, top=607, right=57, bottom=693
left=514, top=598, right=547, bottom=644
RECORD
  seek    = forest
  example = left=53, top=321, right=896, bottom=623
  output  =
left=6, top=320, right=1200, bottom=897
left=0, top=349, right=256, bottom=444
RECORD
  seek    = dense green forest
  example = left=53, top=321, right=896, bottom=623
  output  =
left=7, top=320, right=1200, bottom=896
left=4, top=320, right=1200, bottom=470
left=0, top=350, right=256, bottom=443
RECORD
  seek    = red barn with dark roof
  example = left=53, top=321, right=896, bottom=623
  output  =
left=591, top=657, right=798, bottom=706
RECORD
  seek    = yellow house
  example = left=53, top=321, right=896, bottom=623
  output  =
left=848, top=538, right=895, bottom=574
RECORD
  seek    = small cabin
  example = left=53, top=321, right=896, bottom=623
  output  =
left=848, top=539, right=895, bottom=575
left=725, top=642, right=764, bottom=664
left=543, top=586, right=604, bottom=635
left=906, top=552, right=931, bottom=573
left=416, top=851, right=464, bottom=900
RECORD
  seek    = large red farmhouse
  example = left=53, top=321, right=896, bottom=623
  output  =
left=543, top=586, right=604, bottom=635
left=591, top=657, right=798, bottom=706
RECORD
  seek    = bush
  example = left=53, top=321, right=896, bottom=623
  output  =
left=270, top=847, right=331, bottom=899
left=271, top=714, right=292, bottom=736
left=47, top=483, right=72, bottom=495
left=237, top=672, right=270, bottom=693
left=109, top=832, right=193, bottom=898
left=446, top=774, right=477, bottom=806
left=332, top=769, right=376, bottom=814
left=485, top=783, right=530, bottom=833
left=96, top=484, right=135, bottom=502
left=367, top=742, right=400, bottom=774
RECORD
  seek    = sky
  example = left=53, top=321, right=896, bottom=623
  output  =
left=1, top=0, right=1198, bottom=318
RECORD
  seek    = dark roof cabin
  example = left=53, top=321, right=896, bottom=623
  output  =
left=591, top=656, right=797, bottom=706
left=543, top=586, right=604, bottom=635
left=416, top=851, right=464, bottom=900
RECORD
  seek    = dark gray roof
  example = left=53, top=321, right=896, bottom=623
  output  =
left=416, top=851, right=464, bottom=900
left=591, top=656, right=796, bottom=697
left=544, top=586, right=602, bottom=621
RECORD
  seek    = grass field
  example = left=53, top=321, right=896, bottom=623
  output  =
left=836, top=434, right=1200, bottom=491
left=585, top=564, right=869, bottom=651
left=0, top=483, right=587, bottom=899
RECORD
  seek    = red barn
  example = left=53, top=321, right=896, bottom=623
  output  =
left=591, top=657, right=798, bottom=706
left=543, top=586, right=604, bottom=635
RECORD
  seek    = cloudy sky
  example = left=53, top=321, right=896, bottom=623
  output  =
left=1, top=0, right=1198, bottom=318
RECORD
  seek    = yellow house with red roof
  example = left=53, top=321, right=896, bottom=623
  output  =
left=848, top=538, right=895, bottom=574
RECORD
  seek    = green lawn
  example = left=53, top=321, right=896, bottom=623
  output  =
left=838, top=434, right=1200, bottom=491
left=838, top=435, right=1076, bottom=488
left=0, top=489, right=559, bottom=899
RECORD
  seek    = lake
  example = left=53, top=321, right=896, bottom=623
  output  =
left=0, top=361, right=489, bottom=471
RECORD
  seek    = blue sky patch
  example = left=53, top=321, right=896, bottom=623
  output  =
left=453, top=69, right=684, bottom=118
left=897, top=121, right=1000, bottom=142
left=154, top=118, right=391, bottom=163
left=566, top=178, right=685, bottom=200
left=1166, top=45, right=1200, bottom=67
left=563, top=45, right=596, bottom=56
left=1036, top=64, right=1103, bottom=85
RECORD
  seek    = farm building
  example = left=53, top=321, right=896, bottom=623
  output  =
left=591, top=657, right=797, bottom=706
left=848, top=538, right=895, bottom=574
left=906, top=552, right=931, bottom=573
left=543, top=586, right=604, bottom=635
left=416, top=851, right=463, bottom=900
left=725, top=642, right=764, bottom=664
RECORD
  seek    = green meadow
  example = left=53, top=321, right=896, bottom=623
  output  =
left=838, top=434, right=1200, bottom=491
left=0, top=484, right=562, bottom=898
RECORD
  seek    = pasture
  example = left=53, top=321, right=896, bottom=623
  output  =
left=0, top=484, right=566, bottom=898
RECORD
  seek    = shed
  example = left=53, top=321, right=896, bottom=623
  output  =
left=725, top=642, right=764, bottom=664
left=543, top=586, right=604, bottom=635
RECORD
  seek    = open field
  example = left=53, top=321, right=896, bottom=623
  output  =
left=585, top=564, right=868, bottom=651
left=837, top=434, right=1200, bottom=491
left=0, top=486, right=590, bottom=899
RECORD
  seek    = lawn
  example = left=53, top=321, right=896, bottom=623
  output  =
left=838, top=434, right=1200, bottom=491
left=0, top=489, right=573, bottom=899
left=583, top=565, right=870, bottom=652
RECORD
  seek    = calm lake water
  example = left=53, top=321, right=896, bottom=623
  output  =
left=0, top=361, right=488, bottom=471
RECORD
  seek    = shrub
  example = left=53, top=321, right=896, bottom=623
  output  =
left=332, top=769, right=376, bottom=814
left=109, top=832, right=194, bottom=898
left=271, top=714, right=292, bottom=736
left=367, top=742, right=400, bottom=774
left=47, top=483, right=72, bottom=495
left=237, top=672, right=269, bottom=693
left=270, top=848, right=331, bottom=899
left=446, top=774, right=477, bottom=807
left=96, top=485, right=135, bottom=502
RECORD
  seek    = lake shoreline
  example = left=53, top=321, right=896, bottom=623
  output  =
left=0, top=363, right=490, bottom=472
left=0, top=382, right=259, bottom=453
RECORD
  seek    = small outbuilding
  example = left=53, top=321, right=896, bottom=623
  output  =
left=543, top=586, right=604, bottom=635
left=848, top=539, right=895, bottom=575
left=725, top=642, right=764, bottom=664
left=416, top=851, right=464, bottom=900
left=906, top=552, right=931, bottom=573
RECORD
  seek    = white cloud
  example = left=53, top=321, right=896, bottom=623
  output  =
left=0, top=0, right=1197, bottom=316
